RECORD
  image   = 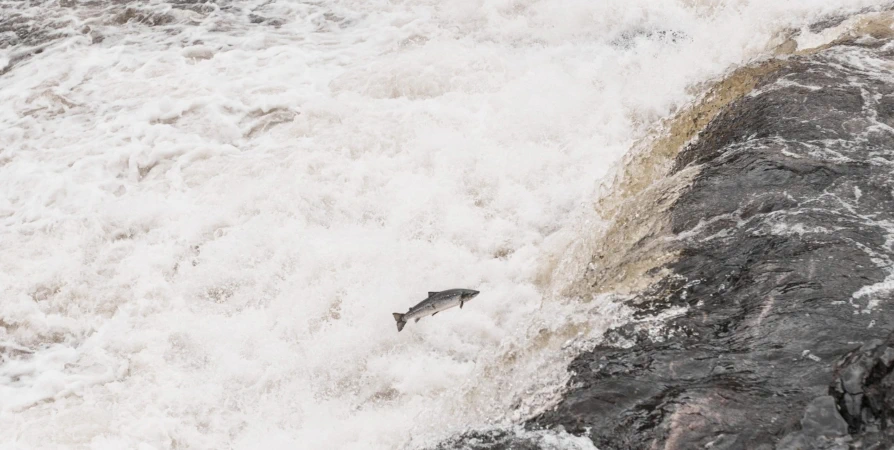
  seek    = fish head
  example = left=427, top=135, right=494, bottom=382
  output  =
left=459, top=289, right=480, bottom=301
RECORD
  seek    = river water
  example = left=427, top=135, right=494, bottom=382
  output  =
left=0, top=1, right=886, bottom=448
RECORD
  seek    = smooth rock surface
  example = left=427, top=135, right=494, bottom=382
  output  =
left=800, top=396, right=848, bottom=439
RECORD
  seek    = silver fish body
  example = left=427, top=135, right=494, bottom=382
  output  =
left=392, top=289, right=480, bottom=332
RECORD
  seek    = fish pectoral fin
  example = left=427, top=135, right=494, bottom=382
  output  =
left=431, top=311, right=438, bottom=316
left=415, top=317, right=421, bottom=323
left=460, top=301, right=463, bottom=309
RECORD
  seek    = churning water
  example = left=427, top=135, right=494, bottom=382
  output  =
left=0, top=0, right=887, bottom=448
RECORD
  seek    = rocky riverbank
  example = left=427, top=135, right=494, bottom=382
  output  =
left=436, top=12, right=894, bottom=450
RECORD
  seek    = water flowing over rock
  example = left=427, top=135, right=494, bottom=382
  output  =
left=6, top=1, right=894, bottom=448
left=437, top=21, right=894, bottom=450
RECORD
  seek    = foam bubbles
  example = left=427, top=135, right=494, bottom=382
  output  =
left=0, top=0, right=888, bottom=448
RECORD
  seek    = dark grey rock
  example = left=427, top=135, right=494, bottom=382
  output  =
left=801, top=396, right=848, bottom=439
left=829, top=330, right=894, bottom=445
left=436, top=34, right=894, bottom=450
left=776, top=432, right=811, bottom=450
left=881, top=347, right=894, bottom=367
left=530, top=39, right=894, bottom=450
left=431, top=430, right=541, bottom=450
left=841, top=365, right=866, bottom=395
left=844, top=393, right=863, bottom=419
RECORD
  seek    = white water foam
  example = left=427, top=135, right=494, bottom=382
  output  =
left=0, top=1, right=888, bottom=449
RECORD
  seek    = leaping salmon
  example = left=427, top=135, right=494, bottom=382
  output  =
left=392, top=289, right=480, bottom=332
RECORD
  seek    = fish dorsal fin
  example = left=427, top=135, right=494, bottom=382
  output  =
left=428, top=291, right=439, bottom=297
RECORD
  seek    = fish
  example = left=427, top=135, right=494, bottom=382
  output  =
left=392, top=289, right=480, bottom=332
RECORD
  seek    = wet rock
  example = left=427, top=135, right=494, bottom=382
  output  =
left=431, top=430, right=541, bottom=450
left=437, top=30, right=894, bottom=450
left=841, top=364, right=866, bottom=395
left=801, top=396, right=848, bottom=439
left=829, top=331, right=894, bottom=444
left=535, top=38, right=894, bottom=450
left=777, top=395, right=867, bottom=450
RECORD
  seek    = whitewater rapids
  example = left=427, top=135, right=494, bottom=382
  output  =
left=0, top=0, right=887, bottom=449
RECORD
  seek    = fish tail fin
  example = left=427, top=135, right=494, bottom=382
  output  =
left=392, top=313, right=406, bottom=332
